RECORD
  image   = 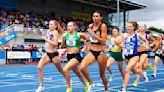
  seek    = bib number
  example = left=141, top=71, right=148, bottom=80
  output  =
left=110, top=41, right=116, bottom=48
left=124, top=45, right=134, bottom=55
left=89, top=35, right=98, bottom=43
left=66, top=38, right=76, bottom=46
left=138, top=40, right=146, bottom=46
left=157, top=49, right=162, bottom=54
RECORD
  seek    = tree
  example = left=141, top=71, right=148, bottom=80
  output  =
left=148, top=26, right=164, bottom=34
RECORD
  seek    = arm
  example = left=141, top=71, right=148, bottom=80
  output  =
left=148, top=34, right=155, bottom=41
left=151, top=41, right=160, bottom=51
left=88, top=23, right=107, bottom=44
left=79, top=33, right=90, bottom=42
left=81, top=45, right=87, bottom=52
left=115, top=34, right=126, bottom=45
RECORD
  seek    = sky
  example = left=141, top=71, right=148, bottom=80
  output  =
left=128, top=0, right=164, bottom=29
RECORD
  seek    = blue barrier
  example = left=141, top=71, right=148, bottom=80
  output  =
left=0, top=31, right=16, bottom=46
left=32, top=51, right=44, bottom=59
left=0, top=51, right=5, bottom=59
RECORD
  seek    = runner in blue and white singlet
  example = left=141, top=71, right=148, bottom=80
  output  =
left=116, top=21, right=149, bottom=92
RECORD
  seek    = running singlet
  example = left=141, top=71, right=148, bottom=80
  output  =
left=138, top=33, right=148, bottom=46
left=65, top=32, right=80, bottom=48
left=88, top=24, right=102, bottom=44
left=109, top=39, right=122, bottom=52
left=123, top=34, right=138, bottom=56
left=46, top=31, right=54, bottom=41
left=156, top=41, right=163, bottom=54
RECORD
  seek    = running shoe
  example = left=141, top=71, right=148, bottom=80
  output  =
left=109, top=74, right=114, bottom=82
left=66, top=87, right=72, bottom=92
left=85, top=82, right=89, bottom=92
left=35, top=86, right=45, bottom=92
left=151, top=74, right=157, bottom=78
left=88, top=83, right=95, bottom=92
left=148, top=63, right=154, bottom=71
left=132, top=82, right=138, bottom=88
left=143, top=72, right=149, bottom=82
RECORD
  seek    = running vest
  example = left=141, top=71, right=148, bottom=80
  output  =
left=65, top=32, right=80, bottom=48
left=46, top=31, right=54, bottom=41
left=109, top=38, right=122, bottom=52
left=123, top=34, right=138, bottom=56
left=138, top=33, right=148, bottom=46
left=156, top=41, right=163, bottom=54
left=88, top=24, right=102, bottom=44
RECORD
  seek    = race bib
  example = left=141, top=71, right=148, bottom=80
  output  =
left=89, top=34, right=98, bottom=43
left=110, top=41, right=116, bottom=48
left=138, top=40, right=146, bottom=46
left=124, top=45, right=134, bottom=55
left=66, top=38, right=76, bottom=46
left=156, top=48, right=162, bottom=54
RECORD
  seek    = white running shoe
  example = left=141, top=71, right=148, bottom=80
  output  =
left=151, top=74, right=157, bottom=78
left=88, top=83, right=95, bottom=92
left=35, top=86, right=45, bottom=92
left=143, top=72, right=149, bottom=82
left=109, top=74, right=114, bottom=82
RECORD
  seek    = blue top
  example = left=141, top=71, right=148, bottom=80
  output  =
left=123, top=33, right=138, bottom=56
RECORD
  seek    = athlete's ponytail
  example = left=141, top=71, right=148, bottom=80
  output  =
left=128, top=21, right=138, bottom=31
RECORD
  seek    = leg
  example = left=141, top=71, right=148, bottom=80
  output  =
left=106, top=57, right=115, bottom=75
left=63, top=58, right=79, bottom=88
left=143, top=59, right=149, bottom=70
left=80, top=52, right=96, bottom=84
left=97, top=53, right=108, bottom=91
left=134, top=54, right=148, bottom=84
left=123, top=56, right=139, bottom=91
left=139, top=54, right=148, bottom=69
left=153, top=56, right=161, bottom=76
left=72, top=65, right=87, bottom=87
left=118, top=61, right=125, bottom=80
left=37, top=54, right=50, bottom=86
left=52, top=56, right=64, bottom=74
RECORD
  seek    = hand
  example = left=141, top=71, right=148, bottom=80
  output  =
left=87, top=28, right=94, bottom=36
left=42, top=36, right=47, bottom=41
left=124, top=33, right=128, bottom=40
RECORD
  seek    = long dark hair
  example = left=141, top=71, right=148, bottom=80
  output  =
left=92, top=11, right=104, bottom=23
left=93, top=11, right=103, bottom=17
left=112, top=26, right=120, bottom=32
